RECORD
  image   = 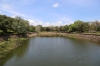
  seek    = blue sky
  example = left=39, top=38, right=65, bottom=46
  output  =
left=0, top=0, right=100, bottom=26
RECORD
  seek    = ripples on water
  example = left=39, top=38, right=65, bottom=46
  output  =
left=1, top=37, right=100, bottom=66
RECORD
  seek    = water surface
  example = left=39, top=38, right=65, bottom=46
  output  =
left=1, top=37, right=100, bottom=66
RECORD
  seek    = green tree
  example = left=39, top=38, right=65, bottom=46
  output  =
left=42, top=27, right=50, bottom=32
left=73, top=20, right=84, bottom=32
left=12, top=16, right=29, bottom=34
left=68, top=24, right=76, bottom=32
left=0, top=15, right=8, bottom=33
left=29, top=25, right=35, bottom=32
left=83, top=22, right=89, bottom=32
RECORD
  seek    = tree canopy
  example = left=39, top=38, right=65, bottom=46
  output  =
left=0, top=15, right=29, bottom=34
left=0, top=14, right=100, bottom=34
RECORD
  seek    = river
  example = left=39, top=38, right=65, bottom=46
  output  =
left=0, top=37, right=100, bottom=66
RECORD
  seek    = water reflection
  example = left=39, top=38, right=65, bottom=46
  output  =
left=1, top=37, right=100, bottom=66
left=0, top=40, right=29, bottom=66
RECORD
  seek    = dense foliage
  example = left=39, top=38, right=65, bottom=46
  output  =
left=33, top=20, right=100, bottom=33
left=0, top=14, right=100, bottom=34
left=38, top=20, right=100, bottom=33
left=0, top=15, right=29, bottom=34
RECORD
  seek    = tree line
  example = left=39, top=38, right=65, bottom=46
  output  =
left=30, top=20, right=100, bottom=33
left=0, top=14, right=100, bottom=34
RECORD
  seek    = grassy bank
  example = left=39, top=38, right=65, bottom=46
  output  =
left=38, top=32, right=68, bottom=37
left=0, top=38, right=27, bottom=59
left=37, top=32, right=100, bottom=42
left=1, top=32, right=100, bottom=58
left=0, top=33, right=46, bottom=59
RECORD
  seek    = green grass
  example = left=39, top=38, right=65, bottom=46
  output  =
left=0, top=38, right=28, bottom=59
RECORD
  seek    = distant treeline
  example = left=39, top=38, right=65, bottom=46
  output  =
left=0, top=14, right=100, bottom=34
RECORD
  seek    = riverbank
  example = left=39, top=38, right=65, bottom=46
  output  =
left=0, top=34, right=28, bottom=59
left=1, top=32, right=100, bottom=42
left=30, top=32, right=100, bottom=42
left=1, top=32, right=100, bottom=58
left=60, top=33, right=100, bottom=42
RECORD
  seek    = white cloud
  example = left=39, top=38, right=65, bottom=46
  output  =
left=44, top=22, right=50, bottom=26
left=58, top=17, right=74, bottom=25
left=53, top=3, right=59, bottom=8
left=0, top=4, right=29, bottom=18
left=44, top=21, right=63, bottom=26
left=0, top=1, right=74, bottom=26
left=53, top=21, right=63, bottom=26
left=28, top=17, right=74, bottom=27
left=28, top=19, right=43, bottom=26
left=28, top=19, right=63, bottom=26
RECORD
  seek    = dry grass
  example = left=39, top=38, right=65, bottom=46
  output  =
left=39, top=32, right=60, bottom=37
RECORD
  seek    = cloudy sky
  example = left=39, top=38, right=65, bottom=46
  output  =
left=0, top=0, right=100, bottom=26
